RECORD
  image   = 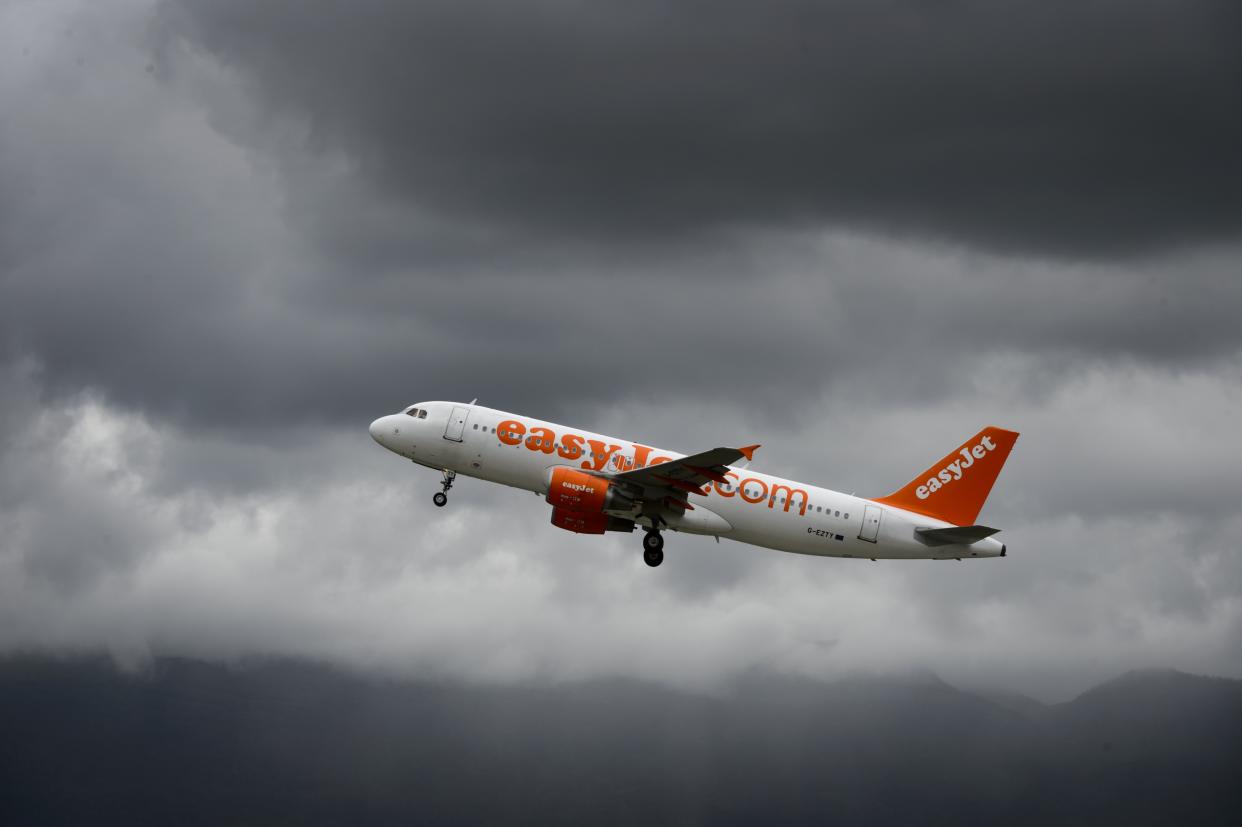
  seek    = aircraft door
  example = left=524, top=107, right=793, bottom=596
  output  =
left=444, top=406, right=470, bottom=442
left=859, top=504, right=882, bottom=543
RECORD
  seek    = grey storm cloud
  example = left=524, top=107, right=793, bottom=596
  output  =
left=1, top=0, right=1239, bottom=434
left=1, top=0, right=1241, bottom=705
left=156, top=0, right=1242, bottom=256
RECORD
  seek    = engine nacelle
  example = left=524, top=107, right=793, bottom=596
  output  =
left=545, top=467, right=633, bottom=513
left=550, top=508, right=635, bottom=535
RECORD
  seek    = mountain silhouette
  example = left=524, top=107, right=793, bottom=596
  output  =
left=1, top=657, right=1238, bottom=825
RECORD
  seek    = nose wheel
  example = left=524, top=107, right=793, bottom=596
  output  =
left=642, top=530, right=664, bottom=567
left=433, top=469, right=456, bottom=507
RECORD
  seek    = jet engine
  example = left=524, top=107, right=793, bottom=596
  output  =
left=544, top=467, right=634, bottom=513
left=549, top=508, right=634, bottom=535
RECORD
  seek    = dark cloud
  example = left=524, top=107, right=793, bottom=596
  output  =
left=0, top=0, right=1238, bottom=437
left=4, top=657, right=1241, bottom=825
left=158, top=0, right=1242, bottom=256
left=2, top=0, right=1242, bottom=705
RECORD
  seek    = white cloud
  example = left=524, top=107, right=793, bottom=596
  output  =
left=2, top=352, right=1240, bottom=701
left=2, top=0, right=1241, bottom=705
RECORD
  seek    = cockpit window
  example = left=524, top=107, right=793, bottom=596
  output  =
left=405, top=407, right=428, bottom=419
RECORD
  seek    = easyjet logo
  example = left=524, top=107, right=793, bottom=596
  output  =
left=498, top=419, right=808, bottom=515
left=712, top=472, right=809, bottom=516
left=915, top=435, right=997, bottom=500
left=564, top=481, right=596, bottom=494
left=499, top=418, right=673, bottom=472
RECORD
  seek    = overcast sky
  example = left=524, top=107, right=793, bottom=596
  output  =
left=2, top=0, right=1240, bottom=701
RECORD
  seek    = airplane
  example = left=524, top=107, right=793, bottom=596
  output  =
left=369, top=401, right=1019, bottom=567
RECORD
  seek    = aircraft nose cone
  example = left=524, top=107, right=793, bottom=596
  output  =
left=369, top=417, right=385, bottom=445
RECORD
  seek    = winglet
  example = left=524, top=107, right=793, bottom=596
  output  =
left=738, top=444, right=760, bottom=461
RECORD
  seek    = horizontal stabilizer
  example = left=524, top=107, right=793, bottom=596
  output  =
left=914, top=525, right=1000, bottom=547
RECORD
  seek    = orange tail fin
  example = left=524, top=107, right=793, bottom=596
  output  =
left=873, top=427, right=1019, bottom=526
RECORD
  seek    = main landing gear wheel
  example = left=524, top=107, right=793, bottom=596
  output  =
left=434, top=469, right=456, bottom=507
left=642, top=530, right=664, bottom=566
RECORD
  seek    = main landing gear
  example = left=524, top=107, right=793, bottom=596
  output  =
left=642, top=529, right=664, bottom=567
left=433, top=469, right=456, bottom=507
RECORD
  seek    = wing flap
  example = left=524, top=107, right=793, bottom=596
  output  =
left=612, top=445, right=759, bottom=502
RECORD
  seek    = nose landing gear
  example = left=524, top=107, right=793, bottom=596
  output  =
left=642, top=530, right=664, bottom=567
left=433, top=469, right=456, bottom=507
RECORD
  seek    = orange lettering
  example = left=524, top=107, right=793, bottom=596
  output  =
left=739, top=477, right=768, bottom=504
left=631, top=444, right=653, bottom=468
left=714, top=471, right=739, bottom=498
left=559, top=433, right=584, bottom=460
left=581, top=439, right=621, bottom=471
left=769, top=483, right=809, bottom=515
left=526, top=426, right=556, bottom=454
left=650, top=456, right=672, bottom=466
left=498, top=419, right=526, bottom=446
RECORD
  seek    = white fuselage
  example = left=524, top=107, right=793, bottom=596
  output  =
left=369, top=401, right=1005, bottom=560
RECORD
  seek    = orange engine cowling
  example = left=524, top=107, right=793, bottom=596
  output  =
left=549, top=507, right=635, bottom=535
left=550, top=508, right=610, bottom=534
left=545, top=467, right=633, bottom=513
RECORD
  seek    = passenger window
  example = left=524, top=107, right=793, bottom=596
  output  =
left=835, top=510, right=840, bottom=517
left=816, top=506, right=822, bottom=512
left=844, top=513, right=849, bottom=519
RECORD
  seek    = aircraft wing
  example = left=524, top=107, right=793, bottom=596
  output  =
left=611, top=444, right=759, bottom=511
